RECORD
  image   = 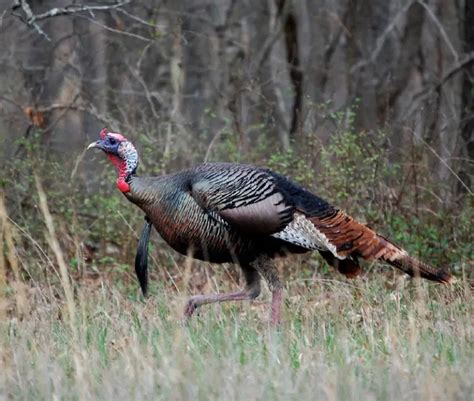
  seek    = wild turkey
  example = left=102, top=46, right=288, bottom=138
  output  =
left=88, top=128, right=454, bottom=324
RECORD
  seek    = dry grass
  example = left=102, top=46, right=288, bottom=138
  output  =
left=0, top=275, right=472, bottom=401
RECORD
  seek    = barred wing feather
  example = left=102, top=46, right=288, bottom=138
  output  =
left=190, top=164, right=294, bottom=236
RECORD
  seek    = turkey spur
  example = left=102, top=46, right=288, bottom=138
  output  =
left=88, top=128, right=454, bottom=324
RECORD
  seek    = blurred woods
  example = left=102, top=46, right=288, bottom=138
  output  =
left=1, top=0, right=473, bottom=185
left=0, top=0, right=472, bottom=296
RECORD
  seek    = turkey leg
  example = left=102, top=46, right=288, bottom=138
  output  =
left=184, top=267, right=261, bottom=318
left=250, top=255, right=283, bottom=325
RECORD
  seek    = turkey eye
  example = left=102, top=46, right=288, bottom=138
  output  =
left=108, top=137, right=116, bottom=145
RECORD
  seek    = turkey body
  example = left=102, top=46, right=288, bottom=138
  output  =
left=126, top=163, right=326, bottom=264
left=88, top=128, right=454, bottom=325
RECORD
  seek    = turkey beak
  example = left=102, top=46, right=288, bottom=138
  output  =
left=87, top=140, right=102, bottom=150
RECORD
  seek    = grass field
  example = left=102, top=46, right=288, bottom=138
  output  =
left=0, top=271, right=472, bottom=401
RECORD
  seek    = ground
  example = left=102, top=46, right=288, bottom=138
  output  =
left=0, top=271, right=471, bottom=401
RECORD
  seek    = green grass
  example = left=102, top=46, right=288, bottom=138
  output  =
left=0, top=274, right=471, bottom=401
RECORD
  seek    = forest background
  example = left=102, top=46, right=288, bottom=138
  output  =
left=0, top=1, right=472, bottom=400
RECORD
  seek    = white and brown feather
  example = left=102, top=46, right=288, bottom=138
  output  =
left=272, top=213, right=339, bottom=256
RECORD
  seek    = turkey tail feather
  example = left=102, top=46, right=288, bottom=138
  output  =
left=376, top=235, right=455, bottom=283
left=308, top=209, right=455, bottom=284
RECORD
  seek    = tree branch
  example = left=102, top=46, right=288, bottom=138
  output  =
left=434, top=51, right=474, bottom=91
left=411, top=51, right=474, bottom=103
left=11, top=0, right=51, bottom=40
left=417, top=0, right=459, bottom=62
left=11, top=0, right=131, bottom=40
left=350, top=0, right=416, bottom=74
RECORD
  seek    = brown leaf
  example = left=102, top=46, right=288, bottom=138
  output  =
left=23, top=106, right=46, bottom=129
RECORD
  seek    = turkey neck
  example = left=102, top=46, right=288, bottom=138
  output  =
left=124, top=173, right=193, bottom=229
left=124, top=174, right=175, bottom=206
left=113, top=141, right=139, bottom=193
left=125, top=174, right=196, bottom=251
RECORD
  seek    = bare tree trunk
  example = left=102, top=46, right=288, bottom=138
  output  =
left=276, top=0, right=303, bottom=138
left=1, top=0, right=471, bottom=195
left=460, top=0, right=474, bottom=193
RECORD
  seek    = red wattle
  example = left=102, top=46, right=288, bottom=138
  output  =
left=107, top=154, right=122, bottom=169
left=107, top=154, right=131, bottom=192
left=116, top=179, right=130, bottom=193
